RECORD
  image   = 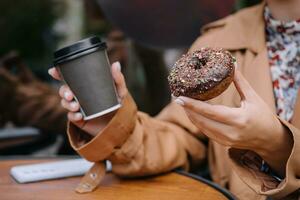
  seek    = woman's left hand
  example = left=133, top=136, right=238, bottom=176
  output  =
left=175, top=70, right=293, bottom=176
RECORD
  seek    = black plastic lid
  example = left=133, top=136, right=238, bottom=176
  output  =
left=53, top=36, right=107, bottom=66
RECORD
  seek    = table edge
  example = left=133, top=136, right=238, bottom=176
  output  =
left=175, top=170, right=236, bottom=200
left=0, top=156, right=236, bottom=200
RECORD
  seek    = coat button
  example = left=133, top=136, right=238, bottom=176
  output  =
left=90, top=173, right=97, bottom=180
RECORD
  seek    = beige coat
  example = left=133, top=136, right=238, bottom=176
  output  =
left=67, top=3, right=300, bottom=199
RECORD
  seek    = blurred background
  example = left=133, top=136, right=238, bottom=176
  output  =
left=0, top=0, right=261, bottom=156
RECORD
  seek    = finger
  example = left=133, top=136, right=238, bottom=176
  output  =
left=184, top=108, right=231, bottom=145
left=59, top=85, right=74, bottom=101
left=175, top=96, right=239, bottom=125
left=68, top=112, right=83, bottom=122
left=233, top=70, right=255, bottom=101
left=48, top=67, right=62, bottom=81
left=111, top=61, right=128, bottom=98
left=61, top=99, right=80, bottom=112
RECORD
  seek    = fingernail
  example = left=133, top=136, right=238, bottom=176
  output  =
left=48, top=68, right=53, bottom=75
left=171, top=94, right=176, bottom=98
left=75, top=113, right=82, bottom=120
left=70, top=102, right=78, bottom=109
left=64, top=92, right=71, bottom=99
left=174, top=98, right=185, bottom=106
left=115, top=61, right=121, bottom=71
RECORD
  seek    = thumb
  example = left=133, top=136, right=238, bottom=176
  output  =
left=111, top=62, right=128, bottom=99
left=48, top=67, right=62, bottom=81
left=234, top=70, right=255, bottom=101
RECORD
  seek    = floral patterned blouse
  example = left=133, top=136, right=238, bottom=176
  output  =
left=265, top=7, right=300, bottom=122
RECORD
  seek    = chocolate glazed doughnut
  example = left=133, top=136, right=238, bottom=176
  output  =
left=168, top=47, right=235, bottom=101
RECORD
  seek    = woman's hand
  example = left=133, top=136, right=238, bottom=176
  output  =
left=48, top=62, right=128, bottom=137
left=175, top=70, right=293, bottom=176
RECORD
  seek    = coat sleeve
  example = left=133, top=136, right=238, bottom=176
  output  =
left=228, top=118, right=300, bottom=199
left=67, top=93, right=207, bottom=177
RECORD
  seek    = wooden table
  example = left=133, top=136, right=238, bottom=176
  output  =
left=0, top=158, right=234, bottom=200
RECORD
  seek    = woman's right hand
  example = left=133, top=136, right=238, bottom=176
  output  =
left=48, top=62, right=128, bottom=136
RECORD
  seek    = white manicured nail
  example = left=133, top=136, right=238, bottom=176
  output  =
left=70, top=102, right=78, bottom=109
left=48, top=68, right=55, bottom=76
left=171, top=95, right=177, bottom=100
left=115, top=61, right=121, bottom=71
left=174, top=98, right=184, bottom=106
left=64, top=92, right=71, bottom=99
left=75, top=113, right=82, bottom=120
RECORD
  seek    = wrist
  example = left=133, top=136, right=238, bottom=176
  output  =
left=86, top=110, right=117, bottom=137
left=256, top=118, right=293, bottom=177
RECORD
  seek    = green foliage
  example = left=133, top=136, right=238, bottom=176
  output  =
left=0, top=0, right=62, bottom=59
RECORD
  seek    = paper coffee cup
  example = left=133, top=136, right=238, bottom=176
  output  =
left=53, top=36, right=121, bottom=120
